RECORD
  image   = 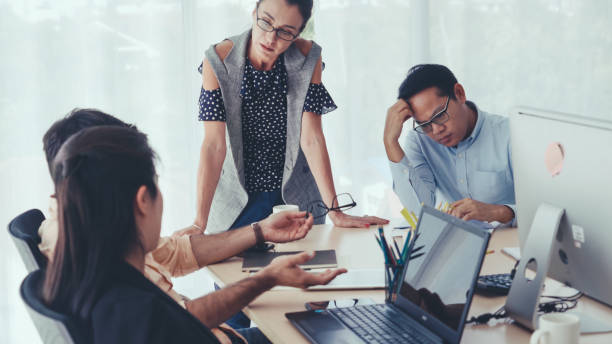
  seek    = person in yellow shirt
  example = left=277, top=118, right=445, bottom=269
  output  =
left=39, top=108, right=344, bottom=343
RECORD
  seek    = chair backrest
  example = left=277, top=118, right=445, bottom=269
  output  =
left=20, top=270, right=87, bottom=344
left=8, top=209, right=47, bottom=272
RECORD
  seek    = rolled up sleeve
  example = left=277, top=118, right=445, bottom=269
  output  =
left=389, top=134, right=437, bottom=212
left=150, top=235, right=200, bottom=278
left=504, top=203, right=517, bottom=227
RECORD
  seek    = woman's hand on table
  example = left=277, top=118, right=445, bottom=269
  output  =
left=328, top=211, right=389, bottom=229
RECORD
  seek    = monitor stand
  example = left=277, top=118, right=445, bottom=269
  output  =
left=505, top=203, right=612, bottom=334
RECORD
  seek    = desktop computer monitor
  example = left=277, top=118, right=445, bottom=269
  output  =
left=506, top=106, right=612, bottom=329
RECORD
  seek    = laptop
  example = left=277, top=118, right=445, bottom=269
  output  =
left=286, top=205, right=491, bottom=344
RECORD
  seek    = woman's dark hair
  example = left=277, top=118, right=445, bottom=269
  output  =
left=257, top=0, right=313, bottom=31
left=398, top=64, right=458, bottom=101
left=43, top=108, right=135, bottom=176
left=42, top=125, right=158, bottom=320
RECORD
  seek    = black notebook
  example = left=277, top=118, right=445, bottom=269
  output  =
left=241, top=250, right=337, bottom=272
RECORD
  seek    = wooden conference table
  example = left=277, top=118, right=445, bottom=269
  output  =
left=206, top=223, right=612, bottom=343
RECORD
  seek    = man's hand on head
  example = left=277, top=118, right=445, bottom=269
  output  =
left=384, top=99, right=413, bottom=163
left=449, top=198, right=514, bottom=223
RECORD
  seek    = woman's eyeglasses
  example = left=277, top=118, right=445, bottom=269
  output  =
left=306, top=193, right=357, bottom=219
left=256, top=7, right=298, bottom=41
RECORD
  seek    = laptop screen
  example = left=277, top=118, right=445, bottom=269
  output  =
left=397, top=209, right=487, bottom=332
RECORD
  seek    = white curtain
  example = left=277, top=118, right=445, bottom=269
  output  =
left=1, top=1, right=610, bottom=342
left=428, top=0, right=612, bottom=120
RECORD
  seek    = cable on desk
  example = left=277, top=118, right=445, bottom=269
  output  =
left=538, top=291, right=584, bottom=314
left=466, top=305, right=507, bottom=324
left=467, top=260, right=584, bottom=325
left=467, top=291, right=584, bottom=325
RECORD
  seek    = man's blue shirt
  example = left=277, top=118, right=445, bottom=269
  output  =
left=389, top=101, right=516, bottom=225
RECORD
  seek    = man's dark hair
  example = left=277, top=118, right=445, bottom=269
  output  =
left=43, top=126, right=158, bottom=320
left=42, top=108, right=134, bottom=175
left=258, top=0, right=313, bottom=32
left=398, top=64, right=458, bottom=102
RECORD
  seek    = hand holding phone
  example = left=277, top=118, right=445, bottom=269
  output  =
left=304, top=298, right=375, bottom=311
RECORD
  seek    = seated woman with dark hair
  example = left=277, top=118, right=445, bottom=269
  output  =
left=43, top=125, right=345, bottom=343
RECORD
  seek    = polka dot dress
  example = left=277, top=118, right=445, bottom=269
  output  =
left=198, top=55, right=337, bottom=193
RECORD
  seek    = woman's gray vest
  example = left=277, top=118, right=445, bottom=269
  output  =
left=204, top=29, right=324, bottom=234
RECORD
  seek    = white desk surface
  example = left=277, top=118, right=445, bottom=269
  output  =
left=205, top=224, right=612, bottom=343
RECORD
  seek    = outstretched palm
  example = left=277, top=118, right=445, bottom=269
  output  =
left=262, top=251, right=347, bottom=288
left=260, top=211, right=314, bottom=243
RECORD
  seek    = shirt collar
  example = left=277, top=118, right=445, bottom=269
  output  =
left=464, top=100, right=485, bottom=143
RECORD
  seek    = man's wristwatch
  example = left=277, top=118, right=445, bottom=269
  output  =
left=251, top=222, right=265, bottom=245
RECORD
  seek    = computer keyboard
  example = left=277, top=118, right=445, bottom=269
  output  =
left=476, top=273, right=513, bottom=295
left=330, top=304, right=437, bottom=344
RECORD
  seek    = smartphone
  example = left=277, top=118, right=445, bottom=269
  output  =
left=304, top=298, right=375, bottom=311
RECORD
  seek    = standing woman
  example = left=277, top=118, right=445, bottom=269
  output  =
left=195, top=0, right=388, bottom=237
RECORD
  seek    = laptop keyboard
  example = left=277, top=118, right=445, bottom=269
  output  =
left=330, top=304, right=437, bottom=344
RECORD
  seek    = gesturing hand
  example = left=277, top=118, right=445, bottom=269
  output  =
left=259, top=211, right=314, bottom=243
left=261, top=251, right=347, bottom=289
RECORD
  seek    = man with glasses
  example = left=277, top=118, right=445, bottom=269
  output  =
left=383, top=64, right=516, bottom=225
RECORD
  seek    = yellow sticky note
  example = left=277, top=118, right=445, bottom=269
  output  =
left=410, top=211, right=418, bottom=225
left=401, top=208, right=417, bottom=228
left=400, top=208, right=411, bottom=222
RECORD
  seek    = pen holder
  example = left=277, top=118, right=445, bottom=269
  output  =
left=385, top=263, right=405, bottom=303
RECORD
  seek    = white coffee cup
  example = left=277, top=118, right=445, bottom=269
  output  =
left=530, top=313, right=580, bottom=344
left=272, top=204, right=299, bottom=214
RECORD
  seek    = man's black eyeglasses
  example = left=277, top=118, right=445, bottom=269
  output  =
left=256, top=7, right=299, bottom=41
left=307, top=193, right=356, bottom=219
left=413, top=96, right=451, bottom=134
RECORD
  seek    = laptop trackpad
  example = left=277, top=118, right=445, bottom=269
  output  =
left=298, top=312, right=364, bottom=344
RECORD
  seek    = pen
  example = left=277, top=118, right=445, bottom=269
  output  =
left=405, top=232, right=419, bottom=259
left=393, top=226, right=411, bottom=229
left=411, top=245, right=425, bottom=254
left=385, top=266, right=393, bottom=297
left=375, top=234, right=389, bottom=264
left=393, top=239, right=402, bottom=261
left=374, top=234, right=383, bottom=249
left=378, top=228, right=395, bottom=265
left=400, top=231, right=412, bottom=263
left=409, top=252, right=425, bottom=260
left=380, top=229, right=397, bottom=266
left=390, top=265, right=402, bottom=297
